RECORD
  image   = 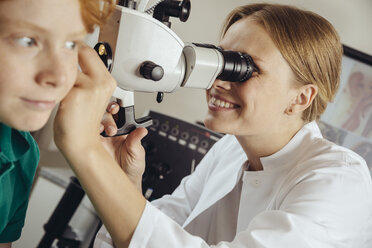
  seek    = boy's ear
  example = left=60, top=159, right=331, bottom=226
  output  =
left=285, top=84, right=318, bottom=115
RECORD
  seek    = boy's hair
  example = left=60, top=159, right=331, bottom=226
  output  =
left=0, top=0, right=115, bottom=34
left=79, top=0, right=115, bottom=33
left=222, top=4, right=343, bottom=121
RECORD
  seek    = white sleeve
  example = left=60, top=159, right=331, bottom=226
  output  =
left=130, top=204, right=315, bottom=248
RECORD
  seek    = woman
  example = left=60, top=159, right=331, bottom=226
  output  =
left=54, top=3, right=372, bottom=248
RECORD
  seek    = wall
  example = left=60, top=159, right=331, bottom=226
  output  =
left=35, top=0, right=372, bottom=152
left=134, top=0, right=372, bottom=125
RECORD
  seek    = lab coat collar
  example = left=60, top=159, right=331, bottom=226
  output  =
left=183, top=122, right=322, bottom=228
left=260, top=121, right=322, bottom=171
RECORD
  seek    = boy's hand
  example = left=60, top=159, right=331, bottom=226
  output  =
left=100, top=102, right=148, bottom=190
left=54, top=44, right=116, bottom=156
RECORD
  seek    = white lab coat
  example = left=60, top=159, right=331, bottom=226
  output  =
left=95, top=122, right=372, bottom=248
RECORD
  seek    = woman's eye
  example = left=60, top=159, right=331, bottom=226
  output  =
left=15, top=37, right=36, bottom=47
left=251, top=66, right=260, bottom=76
left=65, top=41, right=76, bottom=50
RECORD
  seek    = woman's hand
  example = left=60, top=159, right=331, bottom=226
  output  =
left=100, top=102, right=148, bottom=190
left=54, top=44, right=116, bottom=158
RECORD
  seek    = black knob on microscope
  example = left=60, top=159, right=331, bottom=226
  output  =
left=140, top=61, right=164, bottom=81
left=178, top=0, right=191, bottom=22
left=153, top=0, right=191, bottom=24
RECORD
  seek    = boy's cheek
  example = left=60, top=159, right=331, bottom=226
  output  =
left=0, top=104, right=52, bottom=132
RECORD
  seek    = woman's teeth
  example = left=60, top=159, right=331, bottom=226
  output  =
left=210, top=97, right=236, bottom=109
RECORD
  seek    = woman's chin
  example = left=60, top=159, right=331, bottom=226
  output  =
left=204, top=118, right=226, bottom=134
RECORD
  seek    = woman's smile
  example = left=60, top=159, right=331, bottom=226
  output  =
left=208, top=95, right=240, bottom=111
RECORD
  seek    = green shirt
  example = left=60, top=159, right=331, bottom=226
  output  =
left=0, top=123, right=39, bottom=242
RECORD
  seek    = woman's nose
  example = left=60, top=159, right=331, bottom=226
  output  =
left=35, top=52, right=68, bottom=87
left=213, top=79, right=232, bottom=90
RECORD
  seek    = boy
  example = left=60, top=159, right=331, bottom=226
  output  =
left=0, top=0, right=114, bottom=246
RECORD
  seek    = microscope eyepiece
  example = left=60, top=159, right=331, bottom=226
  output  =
left=217, top=49, right=256, bottom=82
left=192, top=43, right=257, bottom=83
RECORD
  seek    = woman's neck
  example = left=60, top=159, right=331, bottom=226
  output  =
left=236, top=119, right=306, bottom=171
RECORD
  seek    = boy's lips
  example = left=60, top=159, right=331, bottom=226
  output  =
left=21, top=97, right=56, bottom=110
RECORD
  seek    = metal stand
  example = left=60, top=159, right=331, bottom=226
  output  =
left=37, top=177, right=85, bottom=248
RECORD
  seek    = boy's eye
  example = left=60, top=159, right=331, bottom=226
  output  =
left=65, top=41, right=76, bottom=50
left=15, top=37, right=36, bottom=47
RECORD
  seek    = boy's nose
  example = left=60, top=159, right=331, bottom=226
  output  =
left=35, top=53, right=68, bottom=87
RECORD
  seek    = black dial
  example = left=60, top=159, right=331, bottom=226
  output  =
left=140, top=61, right=164, bottom=81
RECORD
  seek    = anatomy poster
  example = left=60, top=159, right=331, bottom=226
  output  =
left=319, top=46, right=372, bottom=175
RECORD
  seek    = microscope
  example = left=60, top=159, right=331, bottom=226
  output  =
left=38, top=2, right=258, bottom=247
left=95, top=0, right=257, bottom=136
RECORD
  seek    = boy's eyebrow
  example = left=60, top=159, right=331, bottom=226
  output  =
left=0, top=17, right=46, bottom=33
left=0, top=17, right=86, bottom=38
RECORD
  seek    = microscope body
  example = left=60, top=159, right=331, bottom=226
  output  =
left=98, top=6, right=186, bottom=95
left=95, top=0, right=256, bottom=135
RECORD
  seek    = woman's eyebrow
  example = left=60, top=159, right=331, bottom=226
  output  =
left=218, top=45, right=264, bottom=62
left=250, top=55, right=264, bottom=64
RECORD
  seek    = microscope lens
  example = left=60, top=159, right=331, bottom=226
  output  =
left=217, top=50, right=255, bottom=82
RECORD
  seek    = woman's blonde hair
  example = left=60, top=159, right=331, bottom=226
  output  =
left=79, top=0, right=115, bottom=33
left=222, top=4, right=343, bottom=121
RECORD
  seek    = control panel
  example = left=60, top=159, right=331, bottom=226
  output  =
left=141, top=111, right=223, bottom=200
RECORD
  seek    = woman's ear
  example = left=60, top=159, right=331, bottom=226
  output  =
left=285, top=84, right=318, bottom=115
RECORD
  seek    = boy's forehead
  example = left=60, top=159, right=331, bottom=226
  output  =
left=0, top=0, right=86, bottom=35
